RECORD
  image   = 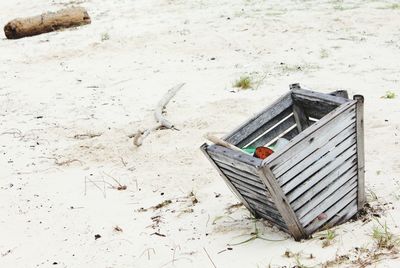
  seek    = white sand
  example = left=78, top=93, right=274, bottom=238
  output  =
left=1, top=0, right=400, bottom=267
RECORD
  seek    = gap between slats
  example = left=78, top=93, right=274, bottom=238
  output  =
left=239, top=108, right=294, bottom=148
left=244, top=113, right=298, bottom=148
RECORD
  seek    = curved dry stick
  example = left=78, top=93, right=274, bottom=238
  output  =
left=154, top=83, right=185, bottom=129
left=132, top=83, right=185, bottom=147
left=204, top=132, right=243, bottom=152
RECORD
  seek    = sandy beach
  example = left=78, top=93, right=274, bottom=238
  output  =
left=1, top=0, right=400, bottom=267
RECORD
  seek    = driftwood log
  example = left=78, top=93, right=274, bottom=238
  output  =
left=4, top=7, right=91, bottom=39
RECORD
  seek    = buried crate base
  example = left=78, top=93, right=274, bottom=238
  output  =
left=201, top=84, right=365, bottom=240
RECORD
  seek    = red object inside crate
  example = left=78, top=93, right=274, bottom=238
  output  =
left=254, top=147, right=274, bottom=159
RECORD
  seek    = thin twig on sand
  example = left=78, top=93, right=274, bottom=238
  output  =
left=203, top=247, right=217, bottom=268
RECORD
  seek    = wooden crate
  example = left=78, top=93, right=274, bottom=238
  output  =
left=200, top=84, right=365, bottom=240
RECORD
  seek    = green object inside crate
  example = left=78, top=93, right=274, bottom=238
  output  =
left=242, top=146, right=256, bottom=154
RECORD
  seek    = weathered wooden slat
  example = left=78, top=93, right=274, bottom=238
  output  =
left=247, top=114, right=297, bottom=148
left=218, top=167, right=267, bottom=191
left=300, top=179, right=357, bottom=226
left=286, top=146, right=357, bottom=201
left=292, top=88, right=349, bottom=105
left=282, top=139, right=357, bottom=195
left=255, top=210, right=289, bottom=232
left=239, top=191, right=284, bottom=217
left=354, top=95, right=365, bottom=210
left=292, top=162, right=357, bottom=212
left=259, top=165, right=306, bottom=240
left=238, top=107, right=293, bottom=148
left=266, top=101, right=356, bottom=169
left=323, top=199, right=357, bottom=230
left=291, top=88, right=350, bottom=119
left=292, top=103, right=310, bottom=132
left=256, top=124, right=299, bottom=150
left=305, top=188, right=357, bottom=234
left=329, top=90, right=349, bottom=99
left=245, top=202, right=286, bottom=226
left=249, top=208, right=287, bottom=229
left=238, top=191, right=281, bottom=216
left=220, top=171, right=268, bottom=196
left=234, top=190, right=280, bottom=217
left=249, top=206, right=288, bottom=231
left=224, top=92, right=293, bottom=146
left=228, top=176, right=270, bottom=198
left=275, top=124, right=356, bottom=182
left=207, top=145, right=262, bottom=174
left=200, top=144, right=258, bottom=217
left=215, top=161, right=264, bottom=183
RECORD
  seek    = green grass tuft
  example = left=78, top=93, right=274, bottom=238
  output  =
left=382, top=91, right=396, bottom=99
left=371, top=220, right=399, bottom=250
left=233, top=76, right=253, bottom=90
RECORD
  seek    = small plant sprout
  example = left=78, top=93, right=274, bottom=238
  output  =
left=228, top=220, right=285, bottom=246
left=384, top=3, right=400, bottom=10
left=284, top=250, right=313, bottom=268
left=382, top=91, right=396, bottom=99
left=371, top=220, right=399, bottom=250
left=320, top=49, right=329, bottom=59
left=101, top=32, right=110, bottom=41
left=233, top=76, right=253, bottom=90
left=321, top=229, right=337, bottom=248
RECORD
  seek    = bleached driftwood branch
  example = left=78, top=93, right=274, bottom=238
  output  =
left=132, top=83, right=185, bottom=146
left=204, top=133, right=243, bottom=152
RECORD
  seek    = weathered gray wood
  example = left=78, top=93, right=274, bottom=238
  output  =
left=292, top=161, right=357, bottom=212
left=224, top=92, right=293, bottom=145
left=354, top=95, right=365, bottom=210
left=207, top=144, right=262, bottom=174
left=255, top=210, right=289, bottom=232
left=214, top=162, right=265, bottom=189
left=234, top=187, right=281, bottom=214
left=291, top=88, right=350, bottom=106
left=274, top=123, right=355, bottom=180
left=215, top=161, right=266, bottom=185
left=329, top=90, right=349, bottom=99
left=200, top=143, right=257, bottom=216
left=286, top=145, right=357, bottom=201
left=282, top=135, right=357, bottom=195
left=259, top=165, right=306, bottom=240
left=244, top=198, right=286, bottom=225
left=305, top=188, right=357, bottom=234
left=300, top=180, right=357, bottom=226
left=247, top=115, right=297, bottom=148
left=265, top=100, right=356, bottom=168
left=236, top=190, right=280, bottom=214
left=238, top=107, right=293, bottom=148
left=324, top=199, right=357, bottom=229
left=224, top=171, right=271, bottom=197
left=292, top=103, right=310, bottom=132
left=291, top=88, right=351, bottom=119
